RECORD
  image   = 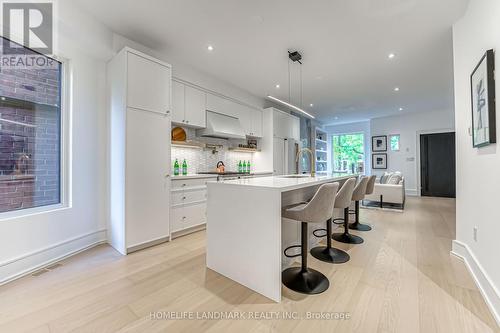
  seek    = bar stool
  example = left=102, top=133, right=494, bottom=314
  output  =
left=349, top=176, right=375, bottom=231
left=310, top=180, right=354, bottom=264
left=350, top=175, right=376, bottom=231
left=282, top=183, right=339, bottom=295
left=332, top=177, right=364, bottom=244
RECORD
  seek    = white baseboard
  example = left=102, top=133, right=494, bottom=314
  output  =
left=0, top=229, right=107, bottom=285
left=451, top=240, right=500, bottom=326
left=406, top=188, right=418, bottom=196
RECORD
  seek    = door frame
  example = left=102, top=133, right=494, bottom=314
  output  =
left=415, top=128, right=455, bottom=197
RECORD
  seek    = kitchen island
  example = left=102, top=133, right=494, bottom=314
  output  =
left=206, top=173, right=357, bottom=302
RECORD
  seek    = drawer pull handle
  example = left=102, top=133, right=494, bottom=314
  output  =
left=182, top=184, right=186, bottom=187
left=182, top=197, right=186, bottom=200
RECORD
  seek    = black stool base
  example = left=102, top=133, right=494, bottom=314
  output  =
left=311, top=246, right=350, bottom=264
left=349, top=222, right=372, bottom=231
left=332, top=233, right=364, bottom=244
left=282, top=267, right=329, bottom=294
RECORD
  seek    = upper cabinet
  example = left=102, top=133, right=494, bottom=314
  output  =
left=127, top=52, right=171, bottom=114
left=171, top=81, right=207, bottom=128
left=250, top=109, right=263, bottom=138
left=237, top=105, right=263, bottom=138
left=273, top=109, right=300, bottom=141
left=206, top=94, right=238, bottom=118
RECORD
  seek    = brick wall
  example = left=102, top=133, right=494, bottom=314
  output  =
left=0, top=40, right=61, bottom=213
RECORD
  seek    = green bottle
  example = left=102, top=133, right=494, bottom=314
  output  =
left=182, top=159, right=188, bottom=175
left=242, top=161, right=247, bottom=173
left=173, top=159, right=179, bottom=176
left=238, top=160, right=242, bottom=173
left=247, top=160, right=251, bottom=173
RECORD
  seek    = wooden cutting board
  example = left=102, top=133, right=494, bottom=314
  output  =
left=171, top=126, right=186, bottom=141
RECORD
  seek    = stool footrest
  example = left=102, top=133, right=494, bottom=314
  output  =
left=332, top=218, right=345, bottom=225
left=313, top=228, right=328, bottom=238
left=284, top=245, right=302, bottom=258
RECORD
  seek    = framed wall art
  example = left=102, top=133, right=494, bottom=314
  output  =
left=372, top=153, right=387, bottom=169
left=471, top=49, right=496, bottom=148
left=372, top=135, right=387, bottom=152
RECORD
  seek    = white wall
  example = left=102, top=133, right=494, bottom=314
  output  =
left=371, top=109, right=454, bottom=195
left=325, top=121, right=372, bottom=175
left=452, top=0, right=500, bottom=323
left=0, top=2, right=114, bottom=283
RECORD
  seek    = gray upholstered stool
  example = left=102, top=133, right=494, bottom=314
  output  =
left=349, top=176, right=376, bottom=231
left=282, top=183, right=338, bottom=295
left=350, top=175, right=376, bottom=231
left=311, top=181, right=351, bottom=264
left=332, top=178, right=364, bottom=244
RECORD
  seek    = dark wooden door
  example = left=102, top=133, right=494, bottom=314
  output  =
left=420, top=132, right=456, bottom=197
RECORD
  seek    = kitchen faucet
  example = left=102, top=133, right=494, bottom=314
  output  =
left=295, top=147, right=315, bottom=177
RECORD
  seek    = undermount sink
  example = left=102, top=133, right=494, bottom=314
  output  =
left=279, top=175, right=312, bottom=179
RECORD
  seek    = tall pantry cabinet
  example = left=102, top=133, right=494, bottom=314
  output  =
left=108, top=47, right=172, bottom=255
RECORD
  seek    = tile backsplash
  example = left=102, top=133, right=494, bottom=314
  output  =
left=171, top=128, right=255, bottom=173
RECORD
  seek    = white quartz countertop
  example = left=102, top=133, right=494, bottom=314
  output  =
left=209, top=173, right=358, bottom=192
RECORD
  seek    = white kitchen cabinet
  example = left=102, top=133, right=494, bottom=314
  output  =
left=172, top=81, right=185, bottom=124
left=170, top=177, right=213, bottom=238
left=206, top=93, right=238, bottom=117
left=291, top=116, right=300, bottom=141
left=251, top=109, right=263, bottom=138
left=273, top=138, right=285, bottom=175
left=126, top=108, right=170, bottom=248
left=184, top=85, right=206, bottom=128
left=108, top=47, right=172, bottom=255
left=127, top=51, right=171, bottom=114
left=237, top=105, right=263, bottom=138
left=171, top=81, right=206, bottom=128
left=273, top=109, right=299, bottom=140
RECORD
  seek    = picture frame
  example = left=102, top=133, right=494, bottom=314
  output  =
left=372, top=153, right=387, bottom=169
left=471, top=49, right=496, bottom=148
left=372, top=135, right=387, bottom=152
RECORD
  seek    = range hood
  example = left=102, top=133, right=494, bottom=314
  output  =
left=196, top=111, right=246, bottom=140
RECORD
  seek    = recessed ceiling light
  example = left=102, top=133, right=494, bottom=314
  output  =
left=275, top=84, right=280, bottom=89
left=1, top=97, right=5, bottom=101
left=388, top=53, right=396, bottom=59
left=309, top=103, right=314, bottom=107
left=334, top=116, right=339, bottom=120
left=207, top=45, right=214, bottom=51
left=394, top=87, right=400, bottom=92
left=399, top=107, right=404, bottom=111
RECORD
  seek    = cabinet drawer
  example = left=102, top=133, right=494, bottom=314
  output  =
left=171, top=203, right=207, bottom=232
left=171, top=189, right=207, bottom=206
left=171, top=178, right=212, bottom=189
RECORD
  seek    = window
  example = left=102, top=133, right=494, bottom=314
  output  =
left=390, top=134, right=400, bottom=151
left=0, top=37, right=63, bottom=213
left=332, top=133, right=364, bottom=173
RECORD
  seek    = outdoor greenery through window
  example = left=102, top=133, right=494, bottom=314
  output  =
left=0, top=37, right=62, bottom=213
left=332, top=133, right=364, bottom=173
left=390, top=134, right=400, bottom=151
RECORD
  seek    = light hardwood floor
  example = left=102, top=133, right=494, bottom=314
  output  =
left=0, top=197, right=498, bottom=333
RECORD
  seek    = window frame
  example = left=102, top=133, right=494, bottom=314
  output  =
left=390, top=134, right=401, bottom=152
left=0, top=57, right=71, bottom=220
left=331, top=131, right=366, bottom=172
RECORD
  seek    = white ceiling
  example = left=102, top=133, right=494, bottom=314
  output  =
left=73, top=0, right=469, bottom=124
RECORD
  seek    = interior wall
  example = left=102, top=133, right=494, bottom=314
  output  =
left=0, top=1, right=114, bottom=283
left=370, top=109, right=455, bottom=195
left=452, top=0, right=500, bottom=321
